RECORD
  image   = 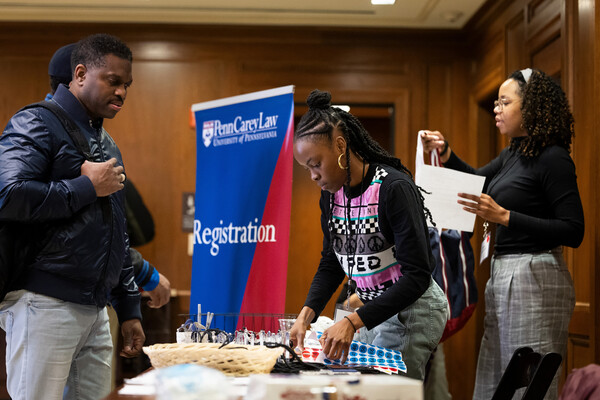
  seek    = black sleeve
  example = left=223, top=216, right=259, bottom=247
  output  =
left=130, top=247, right=144, bottom=276
left=356, top=177, right=435, bottom=329
left=303, top=191, right=347, bottom=321
left=509, top=148, right=584, bottom=247
left=110, top=235, right=142, bottom=323
left=0, top=109, right=97, bottom=222
left=444, top=149, right=508, bottom=192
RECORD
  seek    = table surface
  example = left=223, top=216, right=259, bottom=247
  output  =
left=102, top=364, right=416, bottom=399
left=103, top=369, right=155, bottom=400
left=103, top=389, right=155, bottom=400
left=104, top=386, right=156, bottom=400
left=102, top=369, right=246, bottom=400
left=104, top=394, right=154, bottom=400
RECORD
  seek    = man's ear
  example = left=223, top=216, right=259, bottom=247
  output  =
left=73, top=64, right=87, bottom=84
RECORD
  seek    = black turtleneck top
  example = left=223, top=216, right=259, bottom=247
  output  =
left=443, top=139, right=584, bottom=255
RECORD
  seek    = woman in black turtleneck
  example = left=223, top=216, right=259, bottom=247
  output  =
left=421, top=68, right=584, bottom=400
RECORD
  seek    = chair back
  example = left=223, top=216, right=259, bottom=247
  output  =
left=492, top=346, right=562, bottom=400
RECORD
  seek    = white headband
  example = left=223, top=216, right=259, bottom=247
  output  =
left=521, top=68, right=533, bottom=83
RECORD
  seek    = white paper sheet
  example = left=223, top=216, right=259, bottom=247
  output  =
left=418, top=164, right=485, bottom=232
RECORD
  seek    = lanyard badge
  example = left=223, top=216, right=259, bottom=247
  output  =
left=480, top=221, right=491, bottom=264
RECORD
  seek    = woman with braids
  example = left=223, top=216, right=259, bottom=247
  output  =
left=289, top=89, right=448, bottom=380
left=421, top=68, right=584, bottom=399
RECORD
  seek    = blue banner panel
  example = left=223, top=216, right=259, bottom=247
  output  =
left=189, top=86, right=294, bottom=328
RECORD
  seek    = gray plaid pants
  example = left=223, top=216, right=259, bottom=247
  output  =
left=473, top=248, right=575, bottom=400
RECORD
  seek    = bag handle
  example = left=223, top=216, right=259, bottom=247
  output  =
left=415, top=131, right=443, bottom=232
left=415, top=130, right=442, bottom=184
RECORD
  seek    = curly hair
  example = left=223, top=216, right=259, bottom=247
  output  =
left=71, top=33, right=132, bottom=73
left=508, top=69, right=574, bottom=157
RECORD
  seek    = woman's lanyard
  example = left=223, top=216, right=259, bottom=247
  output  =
left=345, top=162, right=366, bottom=310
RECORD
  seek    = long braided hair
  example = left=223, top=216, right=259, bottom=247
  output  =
left=508, top=69, right=574, bottom=158
left=295, top=89, right=434, bottom=239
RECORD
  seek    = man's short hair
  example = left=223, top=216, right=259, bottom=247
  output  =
left=71, top=33, right=132, bottom=73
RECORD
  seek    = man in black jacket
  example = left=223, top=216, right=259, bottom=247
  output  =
left=0, top=34, right=145, bottom=400
left=47, top=43, right=171, bottom=309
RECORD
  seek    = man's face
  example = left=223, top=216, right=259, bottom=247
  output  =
left=74, top=54, right=132, bottom=120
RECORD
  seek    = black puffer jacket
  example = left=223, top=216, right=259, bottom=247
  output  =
left=0, top=85, right=141, bottom=323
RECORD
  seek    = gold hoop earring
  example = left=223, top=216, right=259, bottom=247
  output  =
left=338, top=153, right=348, bottom=170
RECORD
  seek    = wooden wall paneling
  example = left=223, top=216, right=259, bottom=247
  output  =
left=526, top=13, right=562, bottom=75
left=401, top=69, right=426, bottom=174
left=566, top=0, right=597, bottom=368
left=0, top=58, right=49, bottom=126
left=531, top=35, right=563, bottom=75
left=448, top=60, right=480, bottom=163
left=467, top=1, right=527, bottom=157
left=569, top=2, right=597, bottom=339
left=506, top=11, right=528, bottom=72
left=470, top=35, right=505, bottom=107
left=285, top=159, right=327, bottom=315
left=473, top=31, right=506, bottom=95
left=568, top=336, right=593, bottom=367
left=466, top=0, right=526, bottom=34
left=466, top=2, right=528, bottom=90
left=425, top=64, right=452, bottom=136
left=392, top=90, right=412, bottom=174
left=523, top=0, right=563, bottom=80
left=526, top=0, right=563, bottom=37
left=595, top=0, right=600, bottom=365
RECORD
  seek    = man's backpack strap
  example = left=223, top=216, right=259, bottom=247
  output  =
left=19, top=101, right=93, bottom=161
left=19, top=101, right=111, bottom=222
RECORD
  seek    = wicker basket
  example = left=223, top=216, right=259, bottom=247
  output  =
left=143, top=342, right=284, bottom=376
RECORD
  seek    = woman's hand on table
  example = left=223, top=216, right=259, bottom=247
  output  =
left=320, top=314, right=363, bottom=364
left=289, top=306, right=315, bottom=351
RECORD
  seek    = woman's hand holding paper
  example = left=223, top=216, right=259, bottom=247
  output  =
left=457, top=192, right=510, bottom=227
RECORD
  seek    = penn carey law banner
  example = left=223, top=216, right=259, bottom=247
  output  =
left=190, top=86, right=294, bottom=326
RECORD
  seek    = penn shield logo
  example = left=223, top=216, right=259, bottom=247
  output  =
left=202, top=121, right=215, bottom=148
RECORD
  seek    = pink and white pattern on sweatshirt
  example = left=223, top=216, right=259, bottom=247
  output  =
left=330, top=166, right=403, bottom=302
